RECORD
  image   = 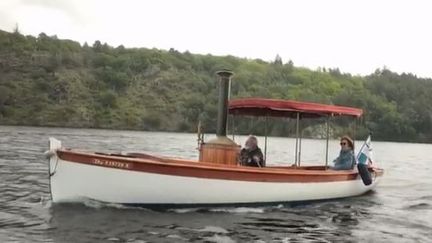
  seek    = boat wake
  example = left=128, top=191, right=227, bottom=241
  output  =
left=80, top=198, right=153, bottom=211
left=170, top=207, right=266, bottom=214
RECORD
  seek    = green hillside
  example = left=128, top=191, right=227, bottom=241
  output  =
left=1, top=29, right=431, bottom=142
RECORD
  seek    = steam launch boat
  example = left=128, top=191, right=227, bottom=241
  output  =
left=45, top=70, right=384, bottom=206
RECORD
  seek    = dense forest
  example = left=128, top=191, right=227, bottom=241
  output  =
left=1, top=29, right=431, bottom=142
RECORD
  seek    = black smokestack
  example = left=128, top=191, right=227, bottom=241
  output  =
left=215, top=70, right=233, bottom=137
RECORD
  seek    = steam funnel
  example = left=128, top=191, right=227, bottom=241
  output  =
left=215, top=70, right=233, bottom=137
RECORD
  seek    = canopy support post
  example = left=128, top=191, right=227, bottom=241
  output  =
left=295, top=113, right=300, bottom=166
left=353, top=118, right=358, bottom=150
left=298, top=117, right=302, bottom=166
left=325, top=115, right=330, bottom=169
left=264, top=115, right=268, bottom=163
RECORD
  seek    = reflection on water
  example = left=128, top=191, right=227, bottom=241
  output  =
left=0, top=125, right=431, bottom=242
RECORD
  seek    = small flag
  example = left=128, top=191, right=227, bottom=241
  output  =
left=356, top=135, right=374, bottom=165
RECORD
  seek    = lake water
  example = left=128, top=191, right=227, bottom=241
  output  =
left=0, top=125, right=431, bottom=242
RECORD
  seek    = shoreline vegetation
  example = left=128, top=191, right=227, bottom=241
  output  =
left=1, top=29, right=431, bottom=143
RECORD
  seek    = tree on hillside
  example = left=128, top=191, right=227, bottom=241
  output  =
left=273, top=54, right=283, bottom=65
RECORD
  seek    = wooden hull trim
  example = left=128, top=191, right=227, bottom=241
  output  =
left=56, top=149, right=384, bottom=183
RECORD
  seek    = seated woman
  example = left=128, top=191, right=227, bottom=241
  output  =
left=239, top=135, right=265, bottom=167
left=331, top=135, right=355, bottom=170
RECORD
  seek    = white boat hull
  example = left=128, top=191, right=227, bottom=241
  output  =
left=49, top=156, right=381, bottom=205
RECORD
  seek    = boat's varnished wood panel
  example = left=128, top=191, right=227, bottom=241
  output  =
left=57, top=149, right=383, bottom=183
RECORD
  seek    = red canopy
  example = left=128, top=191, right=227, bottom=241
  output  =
left=228, top=98, right=363, bottom=118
